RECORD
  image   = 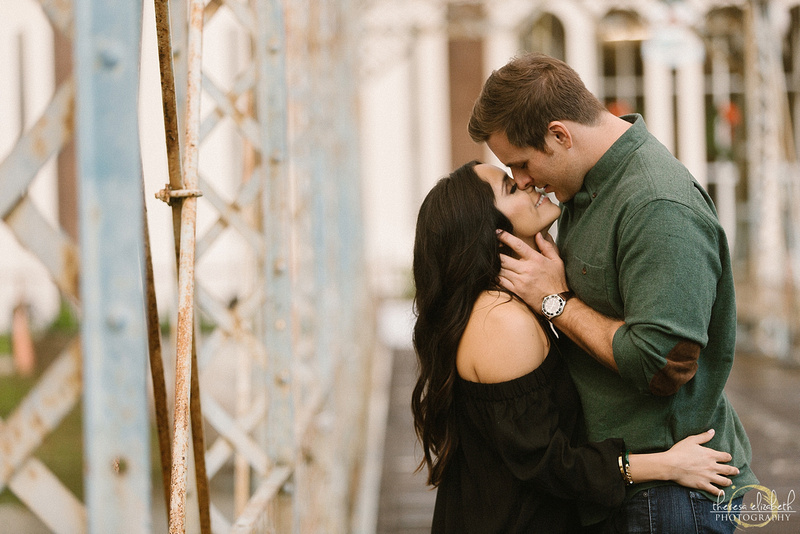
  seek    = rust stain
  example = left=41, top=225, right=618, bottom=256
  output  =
left=62, top=86, right=75, bottom=141
left=24, top=462, right=39, bottom=479
left=67, top=340, right=83, bottom=390
left=169, top=0, right=204, bottom=527
left=32, top=128, right=48, bottom=160
left=60, top=241, right=80, bottom=301
left=153, top=0, right=183, bottom=191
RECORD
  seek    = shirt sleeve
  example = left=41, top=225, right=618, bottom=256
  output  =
left=612, top=199, right=723, bottom=395
left=461, top=383, right=627, bottom=508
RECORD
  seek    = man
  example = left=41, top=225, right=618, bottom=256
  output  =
left=468, top=52, right=757, bottom=533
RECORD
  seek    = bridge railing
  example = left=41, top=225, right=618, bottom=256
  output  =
left=0, top=0, right=373, bottom=532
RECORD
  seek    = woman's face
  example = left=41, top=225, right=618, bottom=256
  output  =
left=475, top=163, right=561, bottom=243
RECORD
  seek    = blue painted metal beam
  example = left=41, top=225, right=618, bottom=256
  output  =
left=255, top=0, right=296, bottom=530
left=73, top=0, right=152, bottom=530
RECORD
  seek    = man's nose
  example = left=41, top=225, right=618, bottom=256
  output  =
left=510, top=169, right=534, bottom=190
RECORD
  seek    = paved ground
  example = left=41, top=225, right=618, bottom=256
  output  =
left=376, top=348, right=800, bottom=533
left=1, top=331, right=797, bottom=533
left=723, top=352, right=800, bottom=533
left=375, top=348, right=436, bottom=534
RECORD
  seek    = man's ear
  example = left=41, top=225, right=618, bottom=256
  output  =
left=548, top=121, right=573, bottom=149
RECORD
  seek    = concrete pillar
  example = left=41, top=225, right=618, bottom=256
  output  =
left=614, top=42, right=637, bottom=110
left=482, top=9, right=517, bottom=166
left=642, top=5, right=707, bottom=166
left=360, top=60, right=414, bottom=296
left=559, top=2, right=600, bottom=96
left=676, top=58, right=707, bottom=187
left=413, top=21, right=451, bottom=201
left=643, top=59, right=675, bottom=154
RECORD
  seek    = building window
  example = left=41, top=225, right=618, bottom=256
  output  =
left=784, top=6, right=800, bottom=159
left=520, top=13, right=565, bottom=61
left=599, top=9, right=646, bottom=115
left=447, top=2, right=484, bottom=168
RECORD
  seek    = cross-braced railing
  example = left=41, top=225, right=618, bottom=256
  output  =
left=1, top=0, right=152, bottom=531
left=0, top=0, right=372, bottom=532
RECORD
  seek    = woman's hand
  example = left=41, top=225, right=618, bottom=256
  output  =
left=661, top=429, right=738, bottom=495
left=628, top=429, right=738, bottom=496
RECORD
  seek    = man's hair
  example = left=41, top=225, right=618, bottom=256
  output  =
left=468, top=53, right=606, bottom=151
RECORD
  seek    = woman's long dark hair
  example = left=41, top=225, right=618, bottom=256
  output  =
left=411, top=160, right=514, bottom=486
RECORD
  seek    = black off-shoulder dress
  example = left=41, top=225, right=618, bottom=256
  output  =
left=431, top=346, right=627, bottom=533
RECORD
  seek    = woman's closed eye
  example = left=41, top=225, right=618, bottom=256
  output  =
left=509, top=184, right=518, bottom=194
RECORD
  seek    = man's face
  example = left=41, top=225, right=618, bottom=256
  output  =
left=486, top=129, right=581, bottom=203
left=474, top=163, right=561, bottom=243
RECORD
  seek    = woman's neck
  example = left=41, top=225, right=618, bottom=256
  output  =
left=506, top=236, right=540, bottom=260
left=521, top=236, right=540, bottom=252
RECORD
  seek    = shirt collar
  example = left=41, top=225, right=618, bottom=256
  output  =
left=579, top=114, right=648, bottom=202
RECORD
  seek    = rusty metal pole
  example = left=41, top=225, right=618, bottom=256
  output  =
left=153, top=0, right=212, bottom=529
left=151, top=0, right=181, bottom=521
left=153, top=0, right=185, bottom=250
left=142, top=183, right=173, bottom=518
left=167, top=0, right=204, bottom=530
left=188, top=335, right=211, bottom=533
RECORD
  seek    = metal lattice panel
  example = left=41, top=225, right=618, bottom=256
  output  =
left=1, top=0, right=372, bottom=532
left=0, top=1, right=85, bottom=532
left=1, top=0, right=152, bottom=530
left=164, top=0, right=370, bottom=530
left=172, top=0, right=294, bottom=529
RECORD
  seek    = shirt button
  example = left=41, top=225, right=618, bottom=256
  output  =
left=582, top=266, right=587, bottom=275
left=592, top=192, right=597, bottom=198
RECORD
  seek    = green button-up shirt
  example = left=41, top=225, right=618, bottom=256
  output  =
left=557, top=114, right=757, bottom=501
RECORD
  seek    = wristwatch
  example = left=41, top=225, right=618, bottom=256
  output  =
left=541, top=291, right=574, bottom=320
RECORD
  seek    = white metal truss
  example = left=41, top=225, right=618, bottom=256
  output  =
left=1, top=0, right=372, bottom=533
left=0, top=1, right=85, bottom=532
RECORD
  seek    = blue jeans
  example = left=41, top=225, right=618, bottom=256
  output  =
left=603, top=485, right=742, bottom=534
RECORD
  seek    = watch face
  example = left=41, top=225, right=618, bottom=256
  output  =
left=542, top=295, right=563, bottom=317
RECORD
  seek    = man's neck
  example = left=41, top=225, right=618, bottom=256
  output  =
left=587, top=112, right=632, bottom=161
left=564, top=112, right=632, bottom=180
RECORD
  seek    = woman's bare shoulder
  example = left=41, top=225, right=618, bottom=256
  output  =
left=456, top=291, right=549, bottom=383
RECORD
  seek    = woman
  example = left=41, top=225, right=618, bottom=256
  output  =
left=411, top=161, right=738, bottom=533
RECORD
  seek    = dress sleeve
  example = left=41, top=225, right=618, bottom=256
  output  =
left=612, top=199, right=723, bottom=396
left=461, top=377, right=627, bottom=508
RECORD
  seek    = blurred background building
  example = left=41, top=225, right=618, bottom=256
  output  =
left=361, top=0, right=800, bottom=362
left=0, top=0, right=798, bottom=532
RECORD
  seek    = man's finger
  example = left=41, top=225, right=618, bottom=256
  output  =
left=498, top=267, right=516, bottom=284
left=497, top=272, right=513, bottom=292
left=541, top=231, right=559, bottom=252
left=496, top=229, right=533, bottom=258
left=535, top=232, right=560, bottom=260
left=499, top=254, right=524, bottom=273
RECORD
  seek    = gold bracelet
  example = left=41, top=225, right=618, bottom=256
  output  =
left=618, top=451, right=634, bottom=486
